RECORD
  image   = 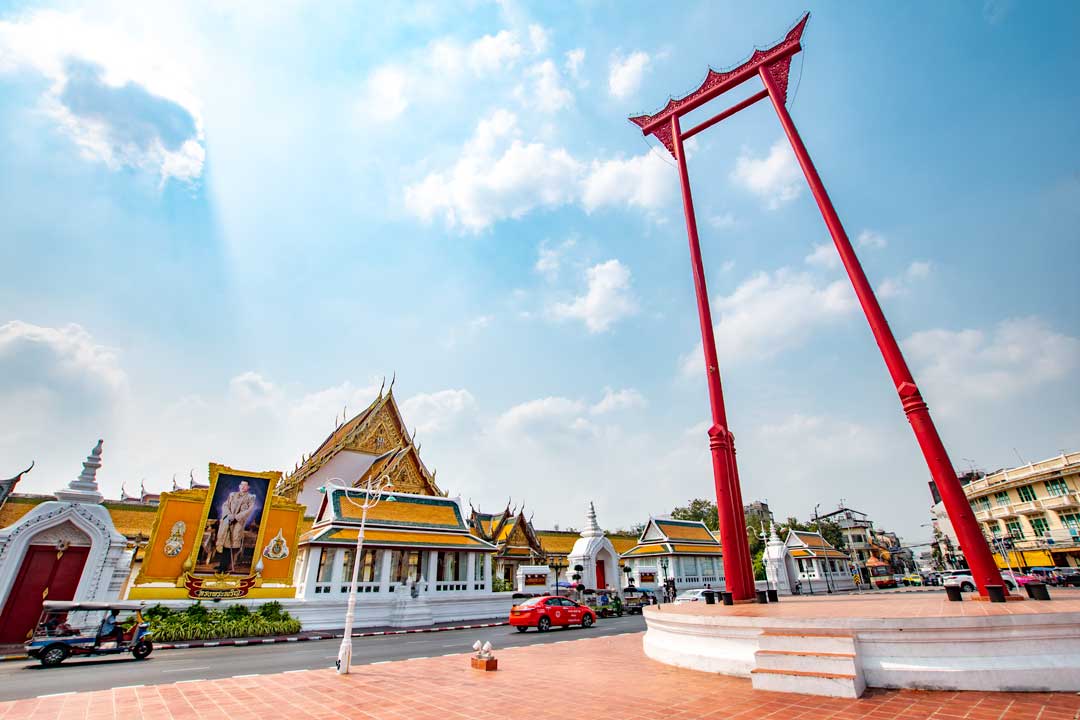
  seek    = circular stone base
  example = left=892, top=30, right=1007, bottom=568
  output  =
left=643, top=589, right=1080, bottom=693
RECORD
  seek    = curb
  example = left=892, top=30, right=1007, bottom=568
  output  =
left=1, top=621, right=509, bottom=662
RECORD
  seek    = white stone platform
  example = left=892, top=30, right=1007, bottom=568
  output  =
left=643, top=589, right=1080, bottom=696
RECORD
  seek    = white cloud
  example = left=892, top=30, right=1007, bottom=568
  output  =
left=608, top=50, right=650, bottom=99
left=492, top=396, right=587, bottom=436
left=805, top=242, right=839, bottom=270
left=527, top=24, right=549, bottom=54
left=0, top=320, right=127, bottom=400
left=228, top=371, right=279, bottom=409
left=564, top=48, right=585, bottom=80
left=361, top=65, right=410, bottom=122
left=405, top=110, right=674, bottom=231
left=681, top=269, right=857, bottom=373
left=551, top=259, right=639, bottom=333
left=0, top=10, right=204, bottom=184
left=400, top=389, right=477, bottom=433
left=857, top=230, right=887, bottom=249
left=535, top=237, right=576, bottom=279
left=581, top=151, right=676, bottom=213
left=878, top=260, right=932, bottom=298
left=468, top=30, right=524, bottom=74
left=404, top=109, right=583, bottom=231
left=731, top=139, right=802, bottom=209
left=904, top=317, right=1080, bottom=411
left=709, top=212, right=737, bottom=230
left=591, top=387, right=647, bottom=415
left=519, top=60, right=572, bottom=113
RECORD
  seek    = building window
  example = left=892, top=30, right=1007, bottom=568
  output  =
left=390, top=550, right=425, bottom=584
left=986, top=522, right=1002, bottom=536
left=1030, top=516, right=1050, bottom=536
left=1046, top=478, right=1070, bottom=497
left=994, top=491, right=1011, bottom=507
left=1005, top=520, right=1025, bottom=540
left=972, top=497, right=991, bottom=512
left=474, top=553, right=486, bottom=581
left=316, top=549, right=334, bottom=583
left=1017, top=485, right=1037, bottom=503
left=342, top=548, right=381, bottom=584
left=436, top=551, right=466, bottom=582
left=1060, top=513, right=1080, bottom=537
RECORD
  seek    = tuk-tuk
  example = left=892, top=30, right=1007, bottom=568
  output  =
left=583, top=589, right=623, bottom=618
left=26, top=601, right=153, bottom=667
left=622, top=587, right=655, bottom=614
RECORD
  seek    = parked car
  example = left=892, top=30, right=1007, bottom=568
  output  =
left=509, top=595, right=596, bottom=633
left=26, top=601, right=153, bottom=667
left=943, top=573, right=1019, bottom=593
left=1028, top=569, right=1062, bottom=587
left=892, top=574, right=906, bottom=586
left=1055, top=567, right=1080, bottom=587
left=673, top=589, right=712, bottom=604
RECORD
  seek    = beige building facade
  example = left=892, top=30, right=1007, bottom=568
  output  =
left=961, top=451, right=1080, bottom=569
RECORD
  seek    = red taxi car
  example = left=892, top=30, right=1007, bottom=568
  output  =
left=509, top=595, right=597, bottom=633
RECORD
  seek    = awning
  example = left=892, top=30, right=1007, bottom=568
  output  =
left=995, top=550, right=1053, bottom=568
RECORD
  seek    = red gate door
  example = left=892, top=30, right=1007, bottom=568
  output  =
left=595, top=561, right=606, bottom=591
left=0, top=545, right=89, bottom=643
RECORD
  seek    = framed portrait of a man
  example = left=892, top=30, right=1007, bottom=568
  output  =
left=193, top=465, right=280, bottom=576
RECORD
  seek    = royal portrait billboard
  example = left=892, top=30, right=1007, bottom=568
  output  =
left=193, top=465, right=278, bottom=577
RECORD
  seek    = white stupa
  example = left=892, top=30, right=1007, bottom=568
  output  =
left=567, top=502, right=623, bottom=595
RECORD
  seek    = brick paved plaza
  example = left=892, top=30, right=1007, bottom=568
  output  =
left=4, top=632, right=1078, bottom=720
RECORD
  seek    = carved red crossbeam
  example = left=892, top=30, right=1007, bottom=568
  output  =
left=629, top=13, right=808, bottom=155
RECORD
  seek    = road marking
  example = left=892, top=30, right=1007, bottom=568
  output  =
left=37, top=692, right=76, bottom=698
left=175, top=679, right=205, bottom=684
left=283, top=669, right=309, bottom=674
left=232, top=673, right=260, bottom=679
left=161, top=666, right=211, bottom=674
left=112, top=685, right=144, bottom=690
left=441, top=643, right=460, bottom=648
left=371, top=660, right=392, bottom=665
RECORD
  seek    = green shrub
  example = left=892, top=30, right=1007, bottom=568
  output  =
left=147, top=601, right=300, bottom=642
left=491, top=577, right=512, bottom=592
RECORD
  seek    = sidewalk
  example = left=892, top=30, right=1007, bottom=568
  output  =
left=3, top=632, right=1077, bottom=720
left=1, top=617, right=506, bottom=662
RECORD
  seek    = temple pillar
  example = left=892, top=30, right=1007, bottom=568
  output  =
left=484, top=554, right=492, bottom=592
left=329, top=548, right=345, bottom=592
left=426, top=551, right=438, bottom=593
left=378, top=548, right=393, bottom=594
left=304, top=547, right=322, bottom=598
left=465, top=551, right=476, bottom=592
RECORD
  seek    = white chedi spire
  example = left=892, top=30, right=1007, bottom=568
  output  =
left=55, top=439, right=106, bottom=504
left=581, top=501, right=605, bottom=539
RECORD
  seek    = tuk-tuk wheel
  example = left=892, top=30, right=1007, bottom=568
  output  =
left=40, top=644, right=70, bottom=667
left=132, top=641, right=153, bottom=660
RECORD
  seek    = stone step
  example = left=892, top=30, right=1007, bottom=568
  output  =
left=750, top=668, right=866, bottom=699
left=757, top=631, right=856, bottom=655
left=755, top=649, right=858, bottom=675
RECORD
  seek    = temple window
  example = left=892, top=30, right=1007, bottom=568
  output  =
left=342, top=548, right=381, bottom=585
left=315, top=549, right=334, bottom=592
left=390, top=550, right=426, bottom=583
left=436, top=551, right=466, bottom=581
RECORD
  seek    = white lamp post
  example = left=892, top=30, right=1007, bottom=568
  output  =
left=324, top=473, right=394, bottom=675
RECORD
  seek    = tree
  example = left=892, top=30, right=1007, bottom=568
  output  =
left=670, top=498, right=719, bottom=531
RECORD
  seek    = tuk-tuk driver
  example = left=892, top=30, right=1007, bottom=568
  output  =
left=98, top=609, right=123, bottom=644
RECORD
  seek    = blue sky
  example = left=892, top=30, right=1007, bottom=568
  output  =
left=1, top=0, right=1077, bottom=544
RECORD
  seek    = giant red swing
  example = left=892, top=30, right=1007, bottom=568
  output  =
left=630, top=14, right=1005, bottom=600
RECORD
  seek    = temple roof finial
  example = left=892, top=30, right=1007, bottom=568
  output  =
left=582, top=501, right=604, bottom=538
left=55, top=439, right=105, bottom=504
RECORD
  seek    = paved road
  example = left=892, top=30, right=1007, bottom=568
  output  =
left=0, top=614, right=646, bottom=701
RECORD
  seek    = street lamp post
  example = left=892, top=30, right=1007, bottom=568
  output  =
left=549, top=558, right=568, bottom=596
left=659, top=557, right=670, bottom=601
left=327, top=473, right=394, bottom=675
